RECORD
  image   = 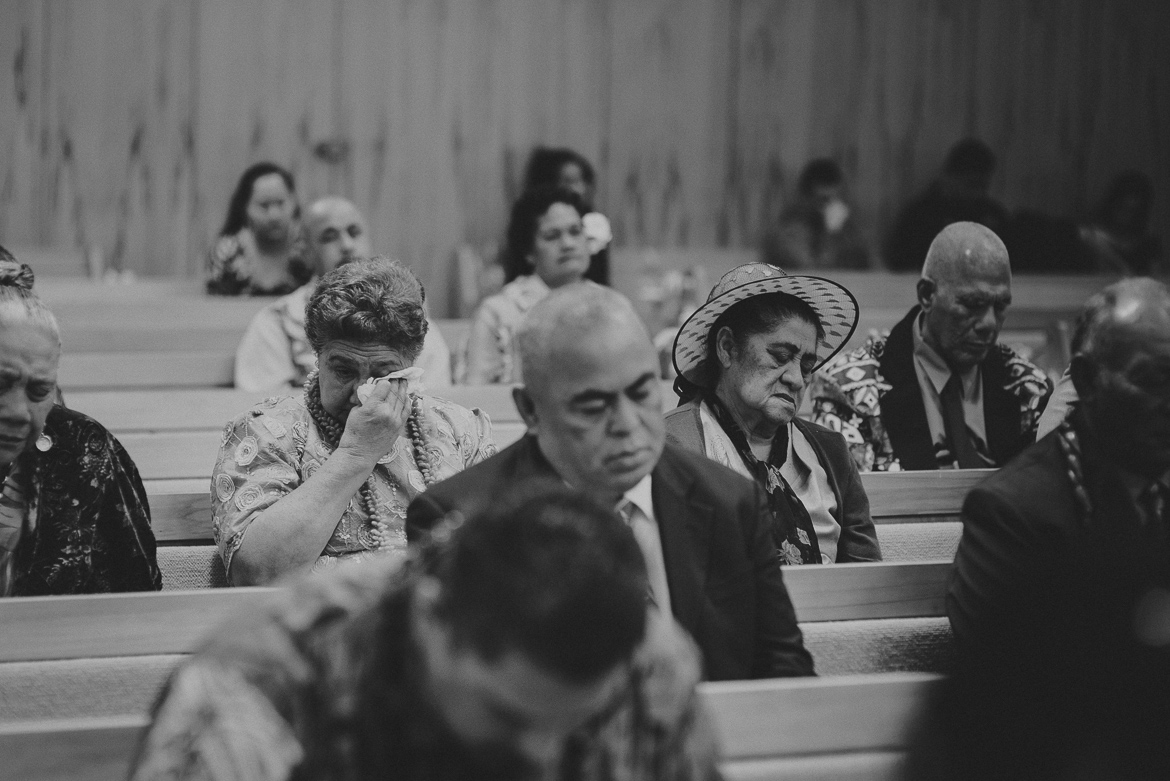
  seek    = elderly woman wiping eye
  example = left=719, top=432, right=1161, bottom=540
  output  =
left=211, top=258, right=496, bottom=585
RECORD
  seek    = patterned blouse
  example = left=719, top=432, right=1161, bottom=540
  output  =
left=462, top=274, right=550, bottom=384
left=211, top=394, right=496, bottom=579
left=130, top=557, right=720, bottom=781
left=206, top=228, right=313, bottom=296
left=4, top=406, right=161, bottom=596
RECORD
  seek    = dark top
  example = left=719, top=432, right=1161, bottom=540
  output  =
left=407, top=437, right=815, bottom=680
left=664, top=400, right=882, bottom=564
left=12, top=405, right=161, bottom=595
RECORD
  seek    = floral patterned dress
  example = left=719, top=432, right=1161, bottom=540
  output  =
left=205, top=228, right=313, bottom=296
left=5, top=405, right=161, bottom=596
left=211, top=394, right=496, bottom=580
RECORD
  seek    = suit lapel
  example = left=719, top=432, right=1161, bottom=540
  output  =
left=649, top=449, right=712, bottom=632
left=879, top=309, right=937, bottom=470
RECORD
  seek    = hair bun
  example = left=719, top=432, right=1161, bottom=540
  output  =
left=0, top=260, right=36, bottom=291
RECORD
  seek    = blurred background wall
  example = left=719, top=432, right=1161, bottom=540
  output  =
left=0, top=0, right=1167, bottom=315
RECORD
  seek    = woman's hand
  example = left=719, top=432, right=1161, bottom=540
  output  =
left=337, top=379, right=411, bottom=463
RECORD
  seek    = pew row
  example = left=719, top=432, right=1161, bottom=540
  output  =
left=0, top=561, right=951, bottom=664
left=0, top=672, right=944, bottom=781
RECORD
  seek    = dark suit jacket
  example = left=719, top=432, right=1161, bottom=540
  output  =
left=877, top=307, right=1050, bottom=470
left=948, top=412, right=1170, bottom=650
left=663, top=401, right=882, bottom=563
left=407, top=436, right=815, bottom=681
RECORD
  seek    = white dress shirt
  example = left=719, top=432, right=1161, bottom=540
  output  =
left=911, top=313, right=992, bottom=466
left=619, top=475, right=672, bottom=614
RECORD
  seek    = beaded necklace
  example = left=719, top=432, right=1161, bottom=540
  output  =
left=303, top=371, right=436, bottom=549
left=1055, top=418, right=1094, bottom=527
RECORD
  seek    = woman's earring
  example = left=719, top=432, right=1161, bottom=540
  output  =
left=35, top=433, right=52, bottom=452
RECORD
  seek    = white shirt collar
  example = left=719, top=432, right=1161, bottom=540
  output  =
left=622, top=474, right=655, bottom=520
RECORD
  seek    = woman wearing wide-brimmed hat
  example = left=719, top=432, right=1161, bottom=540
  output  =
left=665, top=263, right=881, bottom=565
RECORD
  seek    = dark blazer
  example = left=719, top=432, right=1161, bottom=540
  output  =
left=663, top=401, right=881, bottom=563
left=948, top=413, right=1170, bottom=650
left=407, top=436, right=815, bottom=681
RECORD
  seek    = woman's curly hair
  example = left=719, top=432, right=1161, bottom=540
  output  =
left=305, top=256, right=428, bottom=360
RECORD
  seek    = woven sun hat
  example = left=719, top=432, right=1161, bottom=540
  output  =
left=671, top=263, right=859, bottom=387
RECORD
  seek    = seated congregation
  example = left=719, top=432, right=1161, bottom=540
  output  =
left=4, top=167, right=1169, bottom=778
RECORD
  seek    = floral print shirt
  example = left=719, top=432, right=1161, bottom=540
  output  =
left=130, top=557, right=721, bottom=781
left=211, top=394, right=496, bottom=580
left=462, top=274, right=550, bottom=384
left=9, top=405, right=161, bottom=596
left=206, top=228, right=313, bottom=296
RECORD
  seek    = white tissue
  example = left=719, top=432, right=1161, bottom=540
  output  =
left=355, top=366, right=425, bottom=405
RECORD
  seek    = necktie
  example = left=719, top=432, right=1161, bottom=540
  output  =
left=618, top=499, right=668, bottom=610
left=941, top=373, right=982, bottom=469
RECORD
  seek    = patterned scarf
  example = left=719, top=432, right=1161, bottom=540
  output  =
left=704, top=394, right=820, bottom=565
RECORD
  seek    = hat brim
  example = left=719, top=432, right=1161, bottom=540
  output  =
left=671, top=274, right=859, bottom=387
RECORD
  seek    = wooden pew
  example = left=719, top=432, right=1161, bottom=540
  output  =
left=1, top=672, right=944, bottom=781
left=0, top=561, right=949, bottom=664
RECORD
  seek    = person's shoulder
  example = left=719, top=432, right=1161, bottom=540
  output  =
left=813, top=340, right=890, bottom=415
left=417, top=394, right=492, bottom=437
left=794, top=416, right=850, bottom=453
left=44, top=404, right=118, bottom=448
left=419, top=435, right=529, bottom=499
left=656, top=443, right=757, bottom=499
left=965, top=433, right=1070, bottom=522
left=227, top=395, right=309, bottom=439
left=986, top=343, right=1050, bottom=400
left=629, top=609, right=704, bottom=728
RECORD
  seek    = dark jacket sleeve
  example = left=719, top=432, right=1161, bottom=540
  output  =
left=744, top=479, right=816, bottom=678
left=826, top=435, right=883, bottom=563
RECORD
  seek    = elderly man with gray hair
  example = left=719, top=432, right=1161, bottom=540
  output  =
left=234, top=196, right=451, bottom=392
left=408, top=282, right=814, bottom=680
left=812, top=221, right=1051, bottom=471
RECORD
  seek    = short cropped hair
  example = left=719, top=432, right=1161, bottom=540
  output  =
left=219, top=162, right=298, bottom=237
left=943, top=139, right=997, bottom=178
left=797, top=159, right=845, bottom=198
left=0, top=245, right=60, bottom=346
left=504, top=186, right=589, bottom=283
left=1071, top=277, right=1170, bottom=368
left=523, top=147, right=596, bottom=195
left=424, top=482, right=648, bottom=683
left=706, top=292, right=825, bottom=382
left=304, top=256, right=428, bottom=360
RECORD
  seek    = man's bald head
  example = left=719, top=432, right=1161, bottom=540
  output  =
left=917, top=222, right=1014, bottom=372
left=305, top=197, right=371, bottom=274
left=1071, top=278, right=1170, bottom=478
left=517, top=283, right=652, bottom=395
left=1075, top=278, right=1170, bottom=371
left=513, top=282, right=665, bottom=501
left=921, top=222, right=1011, bottom=288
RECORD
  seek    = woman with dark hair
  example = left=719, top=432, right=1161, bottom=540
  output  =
left=0, top=247, right=160, bottom=595
left=522, top=147, right=612, bottom=285
left=211, top=258, right=496, bottom=585
left=665, top=263, right=880, bottom=564
left=206, top=162, right=313, bottom=295
left=463, top=186, right=592, bottom=384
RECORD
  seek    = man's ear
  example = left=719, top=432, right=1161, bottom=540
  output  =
left=513, top=386, right=540, bottom=432
left=714, top=326, right=737, bottom=370
left=916, top=278, right=937, bottom=311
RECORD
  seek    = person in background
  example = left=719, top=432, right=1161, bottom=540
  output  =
left=213, top=259, right=494, bottom=586
left=1080, top=170, right=1162, bottom=276
left=884, top=139, right=1009, bottom=271
left=762, top=159, right=869, bottom=270
left=523, top=147, right=612, bottom=285
left=131, top=485, right=720, bottom=781
left=462, top=187, right=593, bottom=384
left=412, top=282, right=814, bottom=680
left=234, top=197, right=451, bottom=392
left=207, top=162, right=313, bottom=296
left=666, top=263, right=880, bottom=564
left=813, top=222, right=1050, bottom=471
left=0, top=247, right=160, bottom=596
